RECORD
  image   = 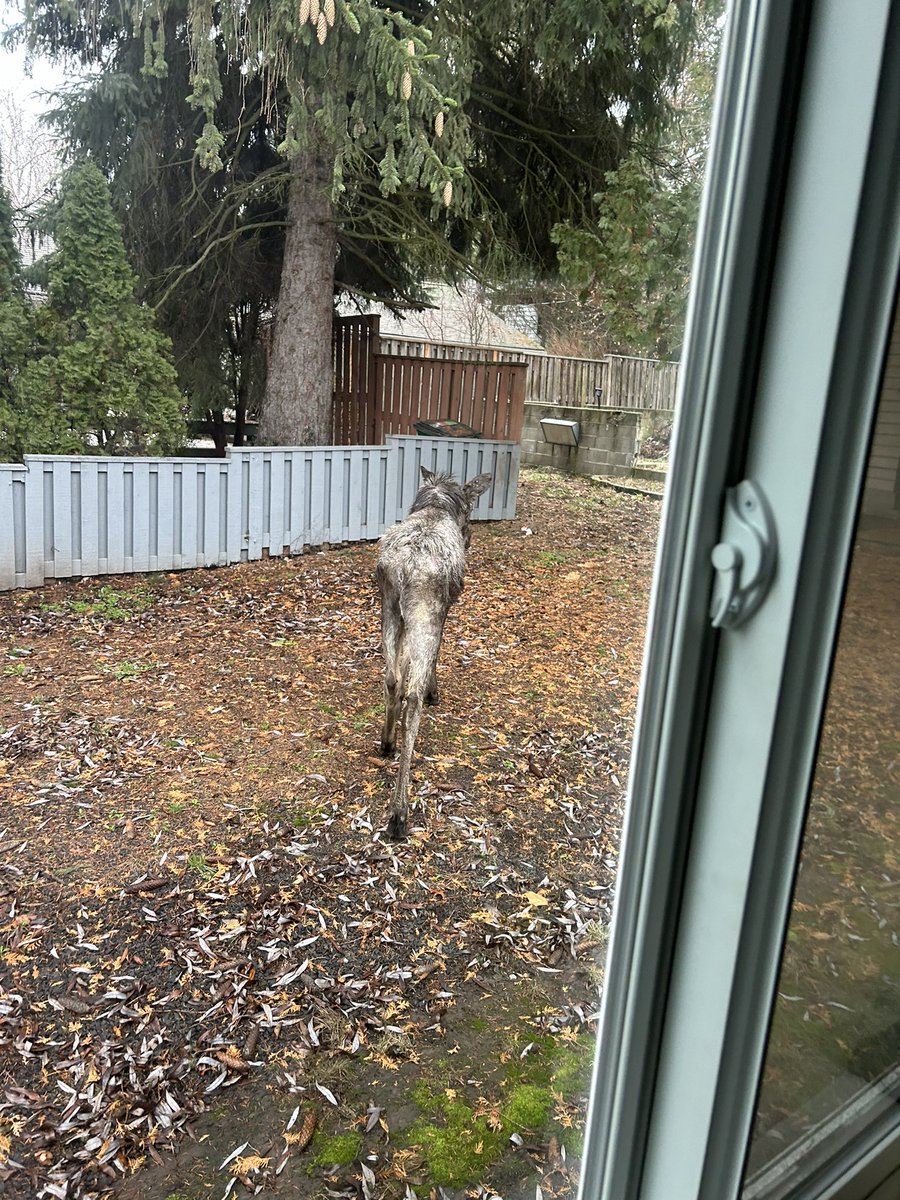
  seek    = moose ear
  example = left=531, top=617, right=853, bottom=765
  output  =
left=463, top=473, right=492, bottom=503
left=420, top=465, right=436, bottom=484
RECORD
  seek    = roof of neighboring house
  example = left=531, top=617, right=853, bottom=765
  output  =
left=338, top=282, right=543, bottom=351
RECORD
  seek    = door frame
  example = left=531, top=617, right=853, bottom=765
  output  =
left=580, top=2, right=900, bottom=1198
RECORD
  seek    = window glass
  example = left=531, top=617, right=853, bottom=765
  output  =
left=0, top=10, right=728, bottom=1200
left=744, top=299, right=900, bottom=1197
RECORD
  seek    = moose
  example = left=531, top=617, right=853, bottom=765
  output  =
left=376, top=465, right=492, bottom=840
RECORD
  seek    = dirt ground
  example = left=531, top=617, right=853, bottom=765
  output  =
left=0, top=469, right=661, bottom=1200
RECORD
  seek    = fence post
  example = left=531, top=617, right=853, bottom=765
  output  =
left=332, top=314, right=381, bottom=445
left=507, top=362, right=527, bottom=441
left=0, top=469, right=19, bottom=590
left=21, top=457, right=45, bottom=587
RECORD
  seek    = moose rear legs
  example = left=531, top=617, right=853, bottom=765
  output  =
left=379, top=594, right=402, bottom=757
left=385, top=687, right=425, bottom=841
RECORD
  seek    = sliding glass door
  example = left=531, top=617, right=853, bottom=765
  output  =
left=581, top=2, right=899, bottom=1198
left=745, top=301, right=900, bottom=1198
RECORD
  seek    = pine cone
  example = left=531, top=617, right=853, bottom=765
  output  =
left=285, top=1107, right=318, bottom=1151
left=215, top=1045, right=249, bottom=1073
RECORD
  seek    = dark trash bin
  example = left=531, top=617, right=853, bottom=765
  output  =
left=414, top=419, right=482, bottom=438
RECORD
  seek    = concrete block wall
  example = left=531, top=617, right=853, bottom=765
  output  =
left=520, top=402, right=641, bottom=477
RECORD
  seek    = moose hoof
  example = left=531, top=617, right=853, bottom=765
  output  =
left=425, top=691, right=440, bottom=707
left=385, top=814, right=407, bottom=842
left=379, top=739, right=395, bottom=758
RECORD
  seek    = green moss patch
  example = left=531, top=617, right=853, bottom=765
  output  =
left=404, top=1099, right=506, bottom=1187
left=392, top=1017, right=596, bottom=1191
left=502, top=1083, right=553, bottom=1130
left=550, top=1041, right=595, bottom=1096
left=311, top=1132, right=362, bottom=1169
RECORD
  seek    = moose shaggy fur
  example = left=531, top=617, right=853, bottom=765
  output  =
left=376, top=466, right=492, bottom=840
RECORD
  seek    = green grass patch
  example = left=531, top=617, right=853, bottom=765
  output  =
left=531, top=549, right=578, bottom=569
left=41, top=583, right=157, bottom=622
left=550, top=1041, right=595, bottom=1096
left=185, top=853, right=216, bottom=879
left=388, top=1002, right=596, bottom=1191
left=105, top=660, right=155, bottom=681
left=411, top=1077, right=440, bottom=1110
left=402, top=1034, right=593, bottom=1190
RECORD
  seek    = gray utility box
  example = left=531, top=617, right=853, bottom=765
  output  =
left=539, top=418, right=580, bottom=446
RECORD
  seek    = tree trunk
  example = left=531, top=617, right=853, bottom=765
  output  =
left=208, top=408, right=227, bottom=456
left=258, top=147, right=337, bottom=446
left=233, top=398, right=247, bottom=447
left=230, top=302, right=258, bottom=448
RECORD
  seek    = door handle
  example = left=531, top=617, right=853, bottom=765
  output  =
left=710, top=481, right=777, bottom=629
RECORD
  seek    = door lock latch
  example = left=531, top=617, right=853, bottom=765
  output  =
left=710, top=480, right=777, bottom=629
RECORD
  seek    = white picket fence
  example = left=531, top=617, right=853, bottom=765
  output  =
left=0, top=435, right=519, bottom=592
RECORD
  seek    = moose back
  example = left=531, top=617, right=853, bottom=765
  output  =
left=375, top=466, right=492, bottom=839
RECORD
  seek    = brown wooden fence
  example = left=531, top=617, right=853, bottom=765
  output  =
left=375, top=334, right=679, bottom=411
left=526, top=354, right=609, bottom=407
left=374, top=355, right=526, bottom=442
left=333, top=317, right=526, bottom=444
left=332, top=315, right=380, bottom=444
left=333, top=319, right=678, bottom=444
left=377, top=334, right=529, bottom=364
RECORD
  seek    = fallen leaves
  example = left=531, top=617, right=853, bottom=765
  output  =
left=0, top=471, right=664, bottom=1199
left=315, top=1082, right=340, bottom=1107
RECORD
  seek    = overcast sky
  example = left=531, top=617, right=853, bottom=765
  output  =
left=0, top=3, right=74, bottom=259
left=1, top=2, right=77, bottom=118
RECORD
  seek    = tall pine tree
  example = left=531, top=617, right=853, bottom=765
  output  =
left=36, top=4, right=285, bottom=452
left=13, top=1, right=698, bottom=444
left=189, top=0, right=696, bottom=444
left=18, top=160, right=186, bottom=455
left=551, top=0, right=723, bottom=358
left=0, top=160, right=35, bottom=460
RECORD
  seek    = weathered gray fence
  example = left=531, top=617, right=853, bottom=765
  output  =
left=605, top=355, right=680, bottom=411
left=378, top=333, right=530, bottom=364
left=0, top=435, right=519, bottom=592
